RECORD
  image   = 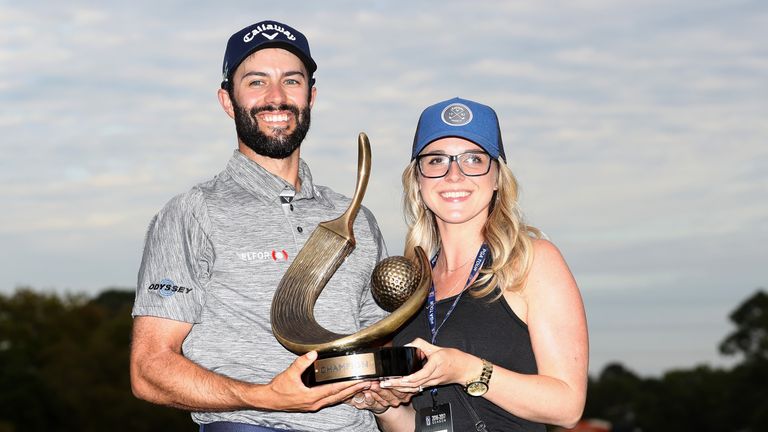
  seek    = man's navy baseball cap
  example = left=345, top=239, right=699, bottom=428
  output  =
left=411, top=97, right=506, bottom=161
left=221, top=20, right=317, bottom=88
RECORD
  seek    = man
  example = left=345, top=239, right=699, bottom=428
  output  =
left=130, top=20, right=388, bottom=431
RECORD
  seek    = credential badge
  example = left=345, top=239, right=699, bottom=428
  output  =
left=441, top=103, right=473, bottom=126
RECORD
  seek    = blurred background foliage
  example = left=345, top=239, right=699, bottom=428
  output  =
left=0, top=288, right=765, bottom=431
left=0, top=289, right=189, bottom=431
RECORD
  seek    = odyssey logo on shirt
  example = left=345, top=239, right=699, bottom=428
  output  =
left=147, top=278, right=192, bottom=297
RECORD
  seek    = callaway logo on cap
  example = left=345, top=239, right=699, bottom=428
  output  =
left=221, top=20, right=317, bottom=88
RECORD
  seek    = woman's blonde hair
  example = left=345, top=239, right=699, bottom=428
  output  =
left=402, top=159, right=541, bottom=299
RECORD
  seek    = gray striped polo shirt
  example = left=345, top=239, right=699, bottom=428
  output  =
left=133, top=150, right=387, bottom=431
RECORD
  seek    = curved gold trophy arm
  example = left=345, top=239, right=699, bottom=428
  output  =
left=270, top=132, right=431, bottom=354
left=272, top=247, right=431, bottom=354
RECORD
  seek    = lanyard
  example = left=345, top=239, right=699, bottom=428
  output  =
left=427, top=243, right=489, bottom=344
left=426, top=243, right=489, bottom=406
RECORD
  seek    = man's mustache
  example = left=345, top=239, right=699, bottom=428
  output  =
left=251, top=104, right=301, bottom=117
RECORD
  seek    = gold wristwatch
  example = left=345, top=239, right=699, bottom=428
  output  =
left=465, top=358, right=493, bottom=397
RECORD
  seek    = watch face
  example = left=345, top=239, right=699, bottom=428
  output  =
left=467, top=381, right=488, bottom=396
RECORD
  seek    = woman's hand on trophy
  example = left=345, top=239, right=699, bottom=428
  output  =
left=347, top=387, right=387, bottom=414
left=347, top=380, right=413, bottom=414
left=380, top=338, right=476, bottom=391
left=378, top=377, right=425, bottom=394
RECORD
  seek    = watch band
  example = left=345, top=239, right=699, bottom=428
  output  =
left=465, top=358, right=493, bottom=396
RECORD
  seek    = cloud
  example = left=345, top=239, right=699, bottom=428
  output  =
left=0, top=0, right=766, bottom=376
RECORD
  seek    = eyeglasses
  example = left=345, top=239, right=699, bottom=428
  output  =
left=416, top=151, right=494, bottom=178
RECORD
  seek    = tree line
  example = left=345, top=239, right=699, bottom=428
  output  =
left=0, top=287, right=765, bottom=431
left=583, top=289, right=767, bottom=431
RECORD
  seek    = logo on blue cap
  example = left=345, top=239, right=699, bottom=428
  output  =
left=441, top=103, right=473, bottom=126
left=412, top=97, right=506, bottom=161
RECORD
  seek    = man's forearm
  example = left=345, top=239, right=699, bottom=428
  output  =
left=131, top=348, right=261, bottom=411
left=131, top=316, right=374, bottom=413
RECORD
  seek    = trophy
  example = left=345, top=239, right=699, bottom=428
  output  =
left=270, top=133, right=430, bottom=386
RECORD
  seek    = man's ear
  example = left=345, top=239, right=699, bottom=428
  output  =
left=308, top=85, right=317, bottom=109
left=218, top=88, right=235, bottom=119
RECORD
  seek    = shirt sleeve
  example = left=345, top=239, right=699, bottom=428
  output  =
left=132, top=188, right=213, bottom=323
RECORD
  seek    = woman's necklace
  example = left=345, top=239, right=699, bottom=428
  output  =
left=441, top=276, right=466, bottom=297
left=436, top=254, right=474, bottom=297
left=443, top=253, right=475, bottom=273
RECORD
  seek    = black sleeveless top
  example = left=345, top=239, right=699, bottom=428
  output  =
left=392, top=287, right=546, bottom=432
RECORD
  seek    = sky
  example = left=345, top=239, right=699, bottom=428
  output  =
left=1, top=0, right=766, bottom=377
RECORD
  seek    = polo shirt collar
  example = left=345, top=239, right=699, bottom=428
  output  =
left=225, top=150, right=333, bottom=207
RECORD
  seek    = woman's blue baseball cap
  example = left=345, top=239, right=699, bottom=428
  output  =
left=411, top=97, right=506, bottom=161
left=221, top=20, right=317, bottom=88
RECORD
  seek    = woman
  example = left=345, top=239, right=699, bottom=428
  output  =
left=373, top=97, right=588, bottom=431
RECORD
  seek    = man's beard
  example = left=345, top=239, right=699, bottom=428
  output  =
left=233, top=99, right=311, bottom=159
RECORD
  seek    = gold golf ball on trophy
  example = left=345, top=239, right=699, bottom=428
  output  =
left=371, top=256, right=423, bottom=312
